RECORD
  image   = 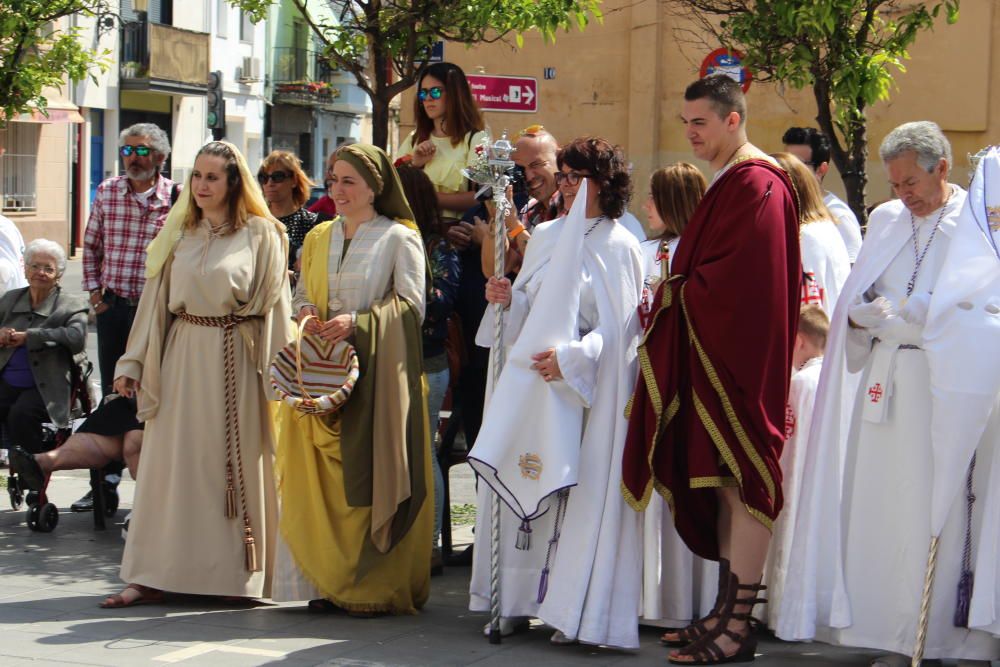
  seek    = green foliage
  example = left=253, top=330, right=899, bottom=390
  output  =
left=233, top=0, right=602, bottom=146
left=0, top=0, right=111, bottom=126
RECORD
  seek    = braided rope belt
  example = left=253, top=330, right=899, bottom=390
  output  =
left=176, top=311, right=259, bottom=571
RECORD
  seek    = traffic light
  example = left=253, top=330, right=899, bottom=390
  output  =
left=207, top=70, right=225, bottom=134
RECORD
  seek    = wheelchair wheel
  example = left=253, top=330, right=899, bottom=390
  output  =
left=27, top=502, right=59, bottom=533
left=8, top=476, right=23, bottom=510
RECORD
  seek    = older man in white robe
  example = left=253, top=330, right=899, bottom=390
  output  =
left=776, top=122, right=1000, bottom=665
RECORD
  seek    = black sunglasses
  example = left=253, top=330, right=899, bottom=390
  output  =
left=417, top=86, right=443, bottom=102
left=257, top=171, right=291, bottom=185
left=120, top=145, right=152, bottom=157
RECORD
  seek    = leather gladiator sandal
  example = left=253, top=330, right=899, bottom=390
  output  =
left=660, top=558, right=731, bottom=647
left=668, top=568, right=766, bottom=665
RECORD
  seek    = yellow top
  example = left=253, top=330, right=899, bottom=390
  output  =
left=399, top=130, right=488, bottom=219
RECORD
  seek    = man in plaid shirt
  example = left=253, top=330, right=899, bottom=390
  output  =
left=79, top=123, right=174, bottom=512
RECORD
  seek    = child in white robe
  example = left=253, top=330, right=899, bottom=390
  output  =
left=764, top=305, right=828, bottom=629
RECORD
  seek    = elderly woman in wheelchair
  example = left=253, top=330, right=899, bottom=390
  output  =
left=0, top=239, right=88, bottom=528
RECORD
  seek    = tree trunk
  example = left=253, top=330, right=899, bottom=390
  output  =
left=843, top=105, right=870, bottom=228
left=371, top=98, right=390, bottom=150
left=370, top=36, right=391, bottom=150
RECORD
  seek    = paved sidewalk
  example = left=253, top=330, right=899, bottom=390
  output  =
left=0, top=471, right=898, bottom=666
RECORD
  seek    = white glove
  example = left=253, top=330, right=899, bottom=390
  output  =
left=899, top=292, right=931, bottom=326
left=848, top=296, right=895, bottom=329
left=869, top=313, right=923, bottom=344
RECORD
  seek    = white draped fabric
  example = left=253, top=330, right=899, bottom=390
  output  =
left=823, top=191, right=863, bottom=264
left=0, top=215, right=26, bottom=297
left=763, top=356, right=822, bottom=629
left=800, top=219, right=850, bottom=316
left=923, top=148, right=1000, bottom=637
left=777, top=186, right=1000, bottom=660
left=469, top=183, right=645, bottom=649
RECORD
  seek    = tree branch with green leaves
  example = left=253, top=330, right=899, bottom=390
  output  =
left=0, top=0, right=112, bottom=127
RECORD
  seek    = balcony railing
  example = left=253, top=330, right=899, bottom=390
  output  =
left=272, top=48, right=341, bottom=107
left=121, top=19, right=209, bottom=94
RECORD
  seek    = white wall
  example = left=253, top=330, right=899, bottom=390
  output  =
left=211, top=1, right=267, bottom=165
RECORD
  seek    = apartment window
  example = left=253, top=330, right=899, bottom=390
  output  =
left=216, top=0, right=228, bottom=37
left=0, top=123, right=40, bottom=212
left=239, top=11, right=254, bottom=44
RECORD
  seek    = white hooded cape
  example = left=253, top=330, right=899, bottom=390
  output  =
left=923, top=148, right=1000, bottom=635
left=468, top=181, right=645, bottom=648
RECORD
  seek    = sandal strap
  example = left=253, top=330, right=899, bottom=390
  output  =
left=664, top=609, right=720, bottom=642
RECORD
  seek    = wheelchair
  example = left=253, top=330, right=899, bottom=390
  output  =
left=5, top=355, right=107, bottom=532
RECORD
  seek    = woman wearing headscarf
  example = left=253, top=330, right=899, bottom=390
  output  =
left=272, top=143, right=432, bottom=615
left=101, top=141, right=293, bottom=608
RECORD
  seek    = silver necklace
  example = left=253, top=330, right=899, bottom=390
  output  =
left=329, top=215, right=376, bottom=313
left=906, top=192, right=950, bottom=297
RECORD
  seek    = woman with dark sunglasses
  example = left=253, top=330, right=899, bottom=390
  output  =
left=258, top=151, right=318, bottom=273
left=398, top=62, right=486, bottom=222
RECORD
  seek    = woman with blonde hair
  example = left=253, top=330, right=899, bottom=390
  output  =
left=101, top=141, right=292, bottom=608
left=272, top=143, right=432, bottom=615
left=771, top=152, right=850, bottom=314
left=259, top=150, right=317, bottom=270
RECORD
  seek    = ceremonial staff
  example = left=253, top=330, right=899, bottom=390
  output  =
left=464, top=132, right=516, bottom=644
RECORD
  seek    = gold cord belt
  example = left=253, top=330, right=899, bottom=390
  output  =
left=176, top=311, right=259, bottom=571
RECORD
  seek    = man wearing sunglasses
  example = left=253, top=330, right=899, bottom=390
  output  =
left=80, top=123, right=174, bottom=513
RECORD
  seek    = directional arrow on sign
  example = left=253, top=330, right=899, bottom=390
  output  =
left=522, top=86, right=534, bottom=106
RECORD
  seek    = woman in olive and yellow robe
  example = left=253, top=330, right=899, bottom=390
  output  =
left=272, top=143, right=432, bottom=614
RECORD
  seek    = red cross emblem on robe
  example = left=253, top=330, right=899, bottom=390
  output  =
left=784, top=403, right=796, bottom=441
left=868, top=383, right=884, bottom=403
left=801, top=272, right=825, bottom=307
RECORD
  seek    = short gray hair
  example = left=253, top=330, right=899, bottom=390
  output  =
left=879, top=121, right=952, bottom=172
left=24, top=239, right=67, bottom=276
left=119, top=123, right=171, bottom=161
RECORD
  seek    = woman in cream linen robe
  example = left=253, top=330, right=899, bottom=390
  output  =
left=105, top=141, right=292, bottom=605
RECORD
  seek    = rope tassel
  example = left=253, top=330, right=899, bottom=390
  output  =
left=243, top=521, right=258, bottom=572
left=515, top=520, right=532, bottom=550
left=225, top=465, right=237, bottom=519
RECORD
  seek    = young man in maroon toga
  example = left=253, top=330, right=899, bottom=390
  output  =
left=622, top=75, right=801, bottom=664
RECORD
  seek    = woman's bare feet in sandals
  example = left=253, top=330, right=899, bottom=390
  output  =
left=100, top=583, right=163, bottom=608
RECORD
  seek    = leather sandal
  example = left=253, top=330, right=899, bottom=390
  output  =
left=661, top=558, right=730, bottom=647
left=100, top=583, right=164, bottom=609
left=668, top=569, right=766, bottom=665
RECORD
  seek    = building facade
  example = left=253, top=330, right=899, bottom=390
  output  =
left=399, top=0, right=998, bottom=224
left=266, top=0, right=370, bottom=184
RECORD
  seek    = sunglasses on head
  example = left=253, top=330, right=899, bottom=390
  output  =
left=120, top=145, right=152, bottom=157
left=417, top=86, right=443, bottom=102
left=257, top=171, right=290, bottom=185
left=518, top=124, right=546, bottom=138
